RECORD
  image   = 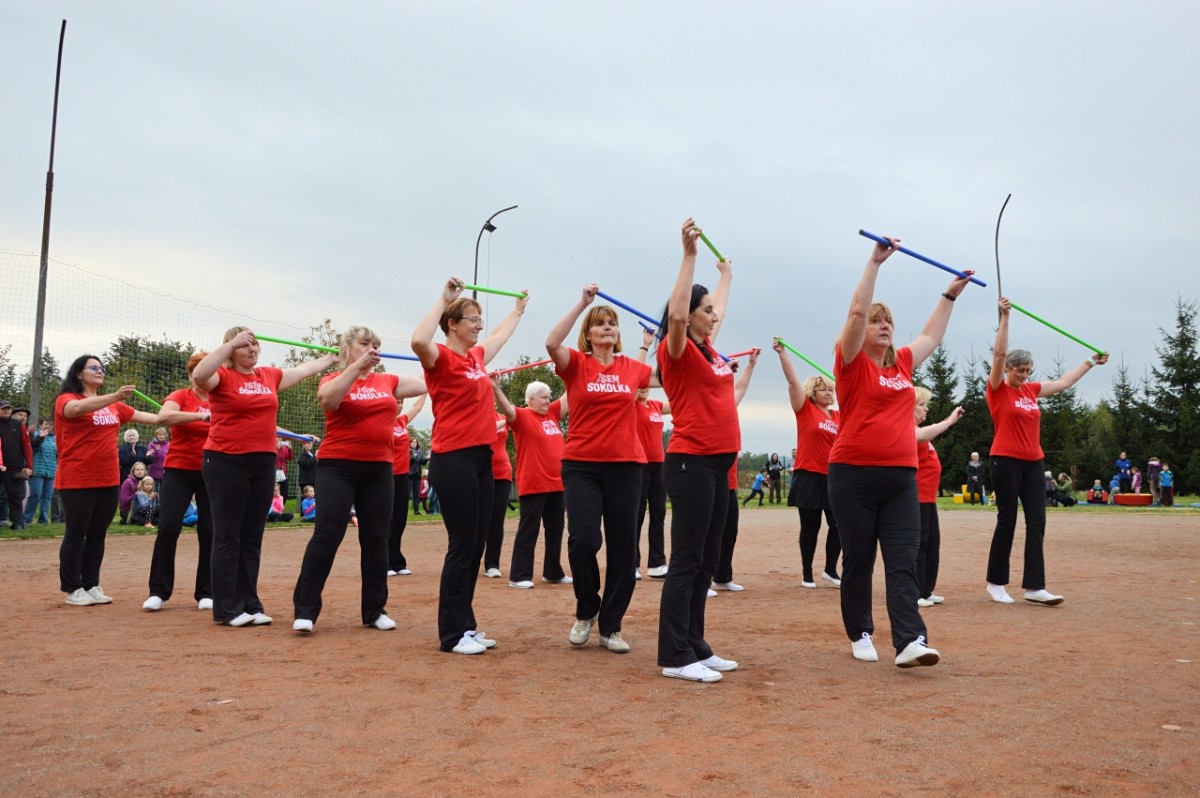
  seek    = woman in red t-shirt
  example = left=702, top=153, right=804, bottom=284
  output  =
left=828, top=235, right=971, bottom=669
left=985, top=297, right=1108, bottom=606
left=481, top=412, right=514, bottom=579
left=654, top=219, right=739, bottom=684
left=387, top=394, right=425, bottom=576
left=774, top=341, right=842, bottom=590
left=193, top=327, right=337, bottom=627
left=714, top=350, right=759, bottom=593
left=913, top=386, right=963, bottom=608
left=412, top=277, right=528, bottom=655
left=292, top=326, right=426, bottom=634
left=490, top=378, right=570, bottom=588
left=55, top=354, right=160, bottom=607
left=143, top=351, right=216, bottom=613
left=634, top=327, right=672, bottom=579
left=546, top=284, right=651, bottom=655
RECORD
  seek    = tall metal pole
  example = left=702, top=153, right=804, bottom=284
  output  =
left=472, top=205, right=517, bottom=300
left=30, top=20, right=67, bottom=428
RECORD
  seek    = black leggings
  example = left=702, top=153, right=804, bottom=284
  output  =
left=483, top=479, right=511, bottom=571
left=388, top=474, right=410, bottom=571
left=987, top=456, right=1047, bottom=590
left=293, top=459, right=392, bottom=624
left=429, top=446, right=493, bottom=650
left=58, top=486, right=118, bottom=593
left=827, top=464, right=925, bottom=654
left=917, top=502, right=940, bottom=599
left=202, top=450, right=274, bottom=622
left=657, top=452, right=736, bottom=668
left=509, top=491, right=566, bottom=582
left=715, top=489, right=739, bottom=584
left=148, top=468, right=212, bottom=602
left=635, top=462, right=666, bottom=569
left=798, top=508, right=841, bottom=580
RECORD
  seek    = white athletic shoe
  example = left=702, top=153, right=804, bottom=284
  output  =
left=706, top=588, right=718, bottom=598
left=647, top=565, right=668, bottom=578
left=251, top=612, right=273, bottom=626
left=508, top=580, right=534, bottom=589
left=713, top=581, right=744, bottom=592
left=895, top=635, right=940, bottom=668
left=917, top=597, right=935, bottom=608
left=987, top=583, right=1016, bottom=604
left=469, top=630, right=496, bottom=649
left=700, top=654, right=738, bottom=672
left=293, top=619, right=314, bottom=634
left=142, top=596, right=164, bottom=612
left=370, top=614, right=397, bottom=631
left=451, top=632, right=486, bottom=655
left=86, top=586, right=114, bottom=604
left=485, top=567, right=502, bottom=578
left=852, top=632, right=879, bottom=662
left=820, top=572, right=842, bottom=588
left=197, top=598, right=213, bottom=611
left=661, top=662, right=722, bottom=683
left=928, top=594, right=945, bottom=604
left=1024, top=589, right=1064, bottom=606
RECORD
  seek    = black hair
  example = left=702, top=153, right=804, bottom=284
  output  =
left=59, top=354, right=103, bottom=396
left=655, top=283, right=717, bottom=387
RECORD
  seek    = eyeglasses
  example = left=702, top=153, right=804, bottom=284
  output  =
left=460, top=315, right=484, bottom=325
left=1011, top=366, right=1034, bottom=375
left=85, top=365, right=106, bottom=373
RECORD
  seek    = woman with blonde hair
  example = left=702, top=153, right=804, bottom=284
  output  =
left=292, top=326, right=426, bottom=634
left=194, top=327, right=336, bottom=627
left=412, top=279, right=528, bottom=654
left=774, top=344, right=842, bottom=590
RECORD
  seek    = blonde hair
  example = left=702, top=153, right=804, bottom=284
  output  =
left=802, top=375, right=835, bottom=402
left=338, top=326, right=382, bottom=370
left=140, top=476, right=156, bottom=491
left=439, top=298, right=482, bottom=335
left=913, top=385, right=932, bottom=405
left=868, top=302, right=898, bottom=368
left=577, top=305, right=623, bottom=354
left=221, top=326, right=253, bottom=368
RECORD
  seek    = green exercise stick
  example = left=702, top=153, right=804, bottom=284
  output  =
left=775, top=337, right=835, bottom=381
left=697, top=230, right=725, bottom=262
left=457, top=282, right=528, bottom=299
left=132, top=389, right=162, bottom=409
left=254, top=334, right=338, bottom=354
left=1009, top=301, right=1105, bottom=355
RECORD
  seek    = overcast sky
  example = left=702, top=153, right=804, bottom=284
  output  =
left=3, top=2, right=1196, bottom=453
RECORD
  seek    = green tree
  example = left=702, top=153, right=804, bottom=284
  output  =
left=494, top=355, right=566, bottom=469
left=914, top=345, right=962, bottom=495
left=1149, top=297, right=1200, bottom=492
left=19, top=348, right=61, bottom=423
left=948, top=355, right=992, bottom=494
left=104, top=336, right=196, bottom=439
left=1097, top=362, right=1153, bottom=481
left=0, top=344, right=22, bottom=404
left=277, top=319, right=341, bottom=485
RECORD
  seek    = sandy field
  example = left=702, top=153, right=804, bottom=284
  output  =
left=1, top=507, right=1197, bottom=797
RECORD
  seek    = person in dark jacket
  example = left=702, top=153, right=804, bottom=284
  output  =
left=0, top=400, right=34, bottom=530
left=407, top=439, right=427, bottom=515
left=297, top=440, right=317, bottom=498
left=118, top=427, right=147, bottom=483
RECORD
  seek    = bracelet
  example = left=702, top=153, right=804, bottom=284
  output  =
left=1084, top=359, right=1094, bottom=368
left=639, top=346, right=649, bottom=351
left=941, top=292, right=956, bottom=302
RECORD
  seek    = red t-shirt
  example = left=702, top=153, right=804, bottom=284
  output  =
left=54, top=394, right=136, bottom=489
left=163, top=388, right=211, bottom=471
left=916, top=439, right=941, bottom=503
left=635, top=399, right=667, bottom=464
left=392, top=414, right=411, bottom=476
left=987, top=380, right=1044, bottom=460
left=491, top=413, right=513, bottom=481
left=657, top=338, right=740, bottom=455
left=424, top=344, right=494, bottom=454
left=557, top=349, right=651, bottom=462
left=204, top=366, right=283, bottom=455
left=316, top=371, right=399, bottom=463
left=793, top=400, right=840, bottom=475
left=829, top=345, right=917, bottom=468
left=510, top=401, right=565, bottom=495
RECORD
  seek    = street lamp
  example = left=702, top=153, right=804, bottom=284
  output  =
left=472, top=205, right=518, bottom=299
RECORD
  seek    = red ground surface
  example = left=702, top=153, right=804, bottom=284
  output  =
left=2, top=508, right=1197, bottom=797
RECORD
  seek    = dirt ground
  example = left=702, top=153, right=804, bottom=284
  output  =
left=1, top=507, right=1197, bottom=797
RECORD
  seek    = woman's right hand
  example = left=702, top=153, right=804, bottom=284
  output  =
left=771, top=338, right=784, bottom=354
left=229, top=330, right=257, bottom=350
left=444, top=277, right=465, bottom=304
left=681, top=218, right=699, bottom=256
left=869, top=235, right=899, bottom=267
left=998, top=296, right=1011, bottom=317
left=582, top=283, right=599, bottom=306
left=353, top=348, right=381, bottom=373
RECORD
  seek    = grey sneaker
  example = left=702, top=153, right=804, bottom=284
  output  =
left=569, top=616, right=596, bottom=646
left=599, top=632, right=630, bottom=653
left=66, top=588, right=96, bottom=606
left=86, top=586, right=114, bottom=604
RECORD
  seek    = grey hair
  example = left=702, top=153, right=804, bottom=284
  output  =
left=1005, top=349, right=1034, bottom=369
left=524, top=381, right=551, bottom=405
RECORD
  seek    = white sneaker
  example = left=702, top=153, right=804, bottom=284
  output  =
left=451, top=632, right=486, bottom=655
left=469, top=630, right=496, bottom=649
left=821, top=572, right=842, bottom=588
left=569, top=616, right=596, bottom=646
left=661, top=662, right=722, bottom=682
left=801, top=579, right=817, bottom=589
left=713, top=581, right=744, bottom=592
left=485, top=567, right=501, bottom=578
left=700, top=654, right=738, bottom=672
left=251, top=612, right=273, bottom=626
left=896, top=635, right=940, bottom=668
left=86, top=586, right=114, bottom=604
left=543, top=576, right=573, bottom=585
left=917, top=597, right=934, bottom=608
left=293, top=619, right=314, bottom=634
left=852, top=632, right=879, bottom=662
left=65, top=588, right=96, bottom=606
left=706, top=588, right=717, bottom=598
left=599, top=632, right=630, bottom=653
left=371, top=614, right=397, bottom=631
left=1024, top=589, right=1065, bottom=606
left=197, top=598, right=213, bottom=611
left=987, top=583, right=1016, bottom=604
left=226, top=612, right=255, bottom=627
left=929, top=594, right=945, bottom=604
left=387, top=570, right=399, bottom=577
left=508, top=580, right=534, bottom=589
left=142, top=596, right=165, bottom=612
left=647, top=565, right=668, bottom=578
left=635, top=568, right=642, bottom=580
left=397, top=569, right=412, bottom=575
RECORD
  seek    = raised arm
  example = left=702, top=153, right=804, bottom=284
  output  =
left=666, top=219, right=701, bottom=360
left=1039, top=352, right=1109, bottom=398
left=839, top=238, right=896, bottom=364
left=772, top=338, right=806, bottom=413
left=636, top=327, right=663, bottom=389
left=411, top=277, right=465, bottom=369
left=63, top=385, right=137, bottom=420
left=733, top=349, right=759, bottom=406
left=157, top=399, right=209, bottom=427
left=403, top=393, right=427, bottom=423
left=479, top=291, right=530, bottom=366
left=280, top=353, right=338, bottom=392
left=709, top=257, right=733, bottom=344
left=546, top=284, right=597, bottom=371
left=916, top=406, right=964, bottom=442
left=193, top=330, right=257, bottom=392
left=988, top=298, right=1012, bottom=391
left=394, top=375, right=427, bottom=402
left=317, top=349, right=379, bottom=412
left=907, top=271, right=973, bottom=367
left=490, top=376, right=517, bottom=423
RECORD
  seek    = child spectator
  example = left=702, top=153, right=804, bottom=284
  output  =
left=1131, top=467, right=1143, bottom=494
left=1086, top=479, right=1107, bottom=504
left=742, top=468, right=768, bottom=507
left=1108, top=474, right=1121, bottom=505
left=300, top=485, right=316, bottom=522
left=145, top=427, right=170, bottom=489
left=1146, top=457, right=1163, bottom=504
left=267, top=483, right=294, bottom=522
left=119, top=462, right=149, bottom=523
left=131, top=476, right=160, bottom=528
left=418, top=470, right=431, bottom=514
left=297, top=440, right=317, bottom=498
left=1159, top=463, right=1174, bottom=507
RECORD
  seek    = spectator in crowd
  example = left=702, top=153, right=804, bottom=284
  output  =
left=765, top=453, right=784, bottom=504
left=297, top=440, right=317, bottom=499
left=300, top=485, right=316, bottom=521
left=131, top=476, right=160, bottom=527
left=1055, top=472, right=1075, bottom=500
left=1108, top=474, right=1121, bottom=504
left=1159, top=463, right=1175, bottom=507
left=408, top=440, right=427, bottom=515
left=0, top=399, right=33, bottom=530
left=742, top=468, right=768, bottom=507
left=1086, top=479, right=1107, bottom=504
left=419, top=470, right=431, bottom=514
left=145, top=427, right=169, bottom=490
left=1131, top=467, right=1143, bottom=494
left=275, top=438, right=294, bottom=502
left=118, top=428, right=147, bottom=483
left=1115, top=451, right=1132, bottom=494
left=25, top=418, right=57, bottom=525
left=119, top=461, right=149, bottom=524
left=267, top=483, right=294, bottom=522
left=966, top=452, right=985, bottom=505
left=1146, top=456, right=1163, bottom=504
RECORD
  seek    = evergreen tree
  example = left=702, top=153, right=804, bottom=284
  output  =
left=947, top=355, right=992, bottom=494
left=19, top=348, right=61, bottom=423
left=104, top=335, right=196, bottom=437
left=1149, top=297, right=1200, bottom=493
left=1098, top=362, right=1153, bottom=482
left=1040, top=355, right=1086, bottom=479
